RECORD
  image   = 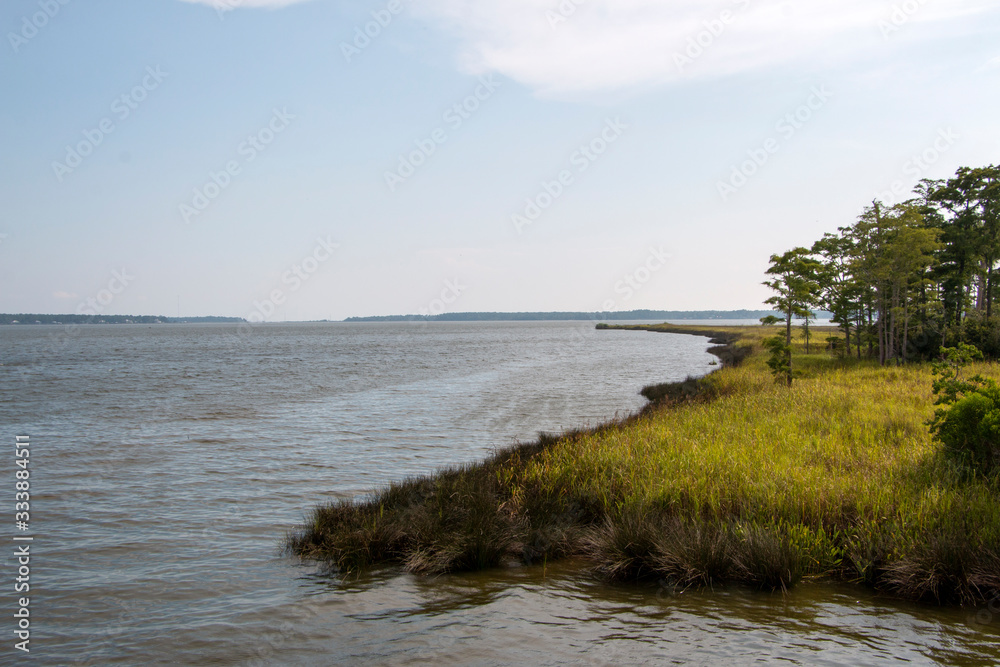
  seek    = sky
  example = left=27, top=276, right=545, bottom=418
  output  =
left=1, top=0, right=998, bottom=321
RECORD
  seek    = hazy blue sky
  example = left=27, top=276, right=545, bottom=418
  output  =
left=2, top=0, right=998, bottom=320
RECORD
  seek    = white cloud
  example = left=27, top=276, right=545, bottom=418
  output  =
left=409, top=0, right=996, bottom=95
left=53, top=291, right=79, bottom=299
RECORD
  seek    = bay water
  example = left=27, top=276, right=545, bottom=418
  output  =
left=2, top=321, right=998, bottom=665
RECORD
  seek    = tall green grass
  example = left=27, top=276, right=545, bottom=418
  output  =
left=287, top=325, right=1000, bottom=605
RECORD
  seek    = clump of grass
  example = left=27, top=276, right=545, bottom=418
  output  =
left=640, top=377, right=705, bottom=405
left=287, top=325, right=1000, bottom=605
left=731, top=522, right=802, bottom=591
left=707, top=343, right=754, bottom=367
left=656, top=519, right=738, bottom=589
left=583, top=509, right=665, bottom=581
left=878, top=507, right=1000, bottom=605
left=583, top=510, right=801, bottom=591
left=288, top=439, right=586, bottom=575
left=287, top=497, right=408, bottom=571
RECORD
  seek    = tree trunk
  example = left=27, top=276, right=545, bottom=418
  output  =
left=785, top=300, right=792, bottom=347
left=988, top=261, right=995, bottom=319
left=856, top=314, right=863, bottom=359
left=891, top=282, right=899, bottom=364
left=785, top=303, right=793, bottom=387
left=878, top=291, right=887, bottom=366
left=867, top=305, right=874, bottom=358
left=957, top=257, right=966, bottom=326
left=977, top=269, right=986, bottom=312
left=902, top=303, right=910, bottom=364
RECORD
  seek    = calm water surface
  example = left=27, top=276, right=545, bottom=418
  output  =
left=2, top=321, right=999, bottom=665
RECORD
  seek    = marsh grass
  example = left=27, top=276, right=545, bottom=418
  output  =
left=287, top=325, right=1000, bottom=605
left=584, top=511, right=801, bottom=591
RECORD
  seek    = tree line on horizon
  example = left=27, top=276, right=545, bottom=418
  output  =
left=0, top=314, right=244, bottom=325
left=762, top=164, right=1000, bottom=382
left=343, top=309, right=817, bottom=323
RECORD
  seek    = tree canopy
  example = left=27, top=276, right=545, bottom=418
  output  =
left=763, top=164, right=1000, bottom=371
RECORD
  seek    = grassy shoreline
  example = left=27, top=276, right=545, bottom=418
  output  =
left=287, top=324, right=1000, bottom=606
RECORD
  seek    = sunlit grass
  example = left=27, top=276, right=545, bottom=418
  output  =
left=288, top=325, right=1000, bottom=605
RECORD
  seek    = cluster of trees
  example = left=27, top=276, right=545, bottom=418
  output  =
left=762, top=164, right=1000, bottom=381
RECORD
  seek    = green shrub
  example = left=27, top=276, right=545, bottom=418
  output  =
left=929, top=344, right=1000, bottom=475
left=932, top=387, right=1000, bottom=474
left=763, top=335, right=792, bottom=386
left=957, top=313, right=1000, bottom=360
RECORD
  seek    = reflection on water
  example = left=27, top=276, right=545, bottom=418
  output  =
left=225, top=561, right=1000, bottom=666
left=1, top=321, right=999, bottom=665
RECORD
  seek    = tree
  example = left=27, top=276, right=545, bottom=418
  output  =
left=852, top=201, right=940, bottom=364
left=879, top=203, right=940, bottom=363
left=966, top=166, right=1000, bottom=317
left=763, top=336, right=792, bottom=386
left=764, top=165, right=1000, bottom=364
left=800, top=313, right=813, bottom=353
left=761, top=248, right=821, bottom=385
left=925, top=168, right=1000, bottom=323
left=812, top=231, right=860, bottom=356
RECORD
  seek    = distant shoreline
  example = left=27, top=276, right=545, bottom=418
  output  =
left=0, top=310, right=833, bottom=326
left=0, top=315, right=244, bottom=325
left=343, top=310, right=833, bottom=323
